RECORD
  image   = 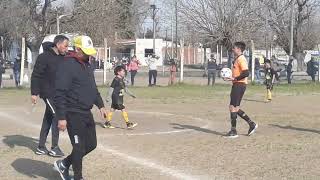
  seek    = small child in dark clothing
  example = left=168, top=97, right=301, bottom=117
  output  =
left=103, top=66, right=137, bottom=129
left=264, top=61, right=276, bottom=102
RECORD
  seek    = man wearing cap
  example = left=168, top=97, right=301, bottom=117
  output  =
left=53, top=36, right=107, bottom=180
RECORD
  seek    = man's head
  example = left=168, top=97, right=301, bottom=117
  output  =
left=265, top=61, right=271, bottom=68
left=54, top=35, right=69, bottom=55
left=73, top=36, right=97, bottom=61
left=232, top=41, right=246, bottom=56
left=114, top=65, right=126, bottom=78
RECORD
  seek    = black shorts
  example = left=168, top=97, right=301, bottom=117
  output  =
left=230, top=83, right=246, bottom=107
left=111, top=104, right=125, bottom=110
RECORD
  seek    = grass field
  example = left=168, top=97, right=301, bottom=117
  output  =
left=0, top=83, right=320, bottom=180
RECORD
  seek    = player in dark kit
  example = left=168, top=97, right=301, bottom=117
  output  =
left=103, top=65, right=138, bottom=129
left=264, top=61, right=276, bottom=102
left=224, top=42, right=258, bottom=138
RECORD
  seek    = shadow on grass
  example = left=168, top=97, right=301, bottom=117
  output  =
left=2, top=135, right=38, bottom=152
left=11, top=158, right=58, bottom=179
left=170, top=123, right=225, bottom=136
left=270, top=124, right=320, bottom=134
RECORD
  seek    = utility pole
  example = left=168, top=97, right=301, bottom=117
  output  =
left=175, top=0, right=178, bottom=58
left=171, top=6, right=174, bottom=58
left=151, top=4, right=156, bottom=55
left=290, top=1, right=294, bottom=56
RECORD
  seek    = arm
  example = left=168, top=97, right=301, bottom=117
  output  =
left=31, top=54, right=47, bottom=96
left=54, top=61, right=73, bottom=121
left=125, top=87, right=136, bottom=98
left=234, top=70, right=249, bottom=81
left=94, top=89, right=104, bottom=109
left=106, top=87, right=114, bottom=103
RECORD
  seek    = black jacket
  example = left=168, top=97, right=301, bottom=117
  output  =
left=207, top=61, right=217, bottom=70
left=31, top=42, right=64, bottom=98
left=54, top=53, right=104, bottom=120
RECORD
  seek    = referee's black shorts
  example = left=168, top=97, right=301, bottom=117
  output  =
left=230, top=83, right=247, bottom=107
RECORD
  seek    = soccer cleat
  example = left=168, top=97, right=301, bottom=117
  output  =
left=35, top=146, right=49, bottom=155
left=49, top=146, right=65, bottom=157
left=103, top=121, right=115, bottom=129
left=225, top=129, right=239, bottom=138
left=248, top=123, right=258, bottom=136
left=127, top=122, right=138, bottom=129
left=54, top=160, right=70, bottom=180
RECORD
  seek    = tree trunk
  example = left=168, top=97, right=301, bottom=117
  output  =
left=294, top=52, right=306, bottom=71
left=227, top=50, right=233, bottom=69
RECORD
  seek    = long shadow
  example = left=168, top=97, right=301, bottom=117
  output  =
left=270, top=124, right=320, bottom=134
left=11, top=158, right=59, bottom=179
left=2, top=135, right=38, bottom=152
left=170, top=123, right=225, bottom=136
left=243, top=98, right=266, bottom=103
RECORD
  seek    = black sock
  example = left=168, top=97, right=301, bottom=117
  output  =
left=230, top=112, right=237, bottom=129
left=237, top=109, right=253, bottom=125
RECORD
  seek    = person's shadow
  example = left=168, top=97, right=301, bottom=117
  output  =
left=170, top=123, right=225, bottom=136
left=2, top=135, right=38, bottom=152
left=11, top=158, right=59, bottom=179
left=270, top=124, right=320, bottom=134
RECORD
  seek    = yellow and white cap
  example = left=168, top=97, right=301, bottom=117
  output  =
left=73, top=36, right=97, bottom=56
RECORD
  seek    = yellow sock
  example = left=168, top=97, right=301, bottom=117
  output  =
left=267, top=89, right=272, bottom=100
left=122, top=112, right=129, bottom=123
left=107, top=112, right=113, bottom=122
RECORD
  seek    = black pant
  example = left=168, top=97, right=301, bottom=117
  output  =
left=130, top=70, right=137, bottom=86
left=0, top=72, right=2, bottom=88
left=230, top=83, right=246, bottom=107
left=63, top=111, right=97, bottom=180
left=149, top=70, right=157, bottom=85
left=311, top=74, right=316, bottom=82
left=38, top=98, right=59, bottom=149
left=287, top=72, right=292, bottom=84
left=207, top=70, right=216, bottom=86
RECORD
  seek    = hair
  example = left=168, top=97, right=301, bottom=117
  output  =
left=234, top=41, right=246, bottom=52
left=53, top=35, right=69, bottom=46
left=114, top=65, right=125, bottom=75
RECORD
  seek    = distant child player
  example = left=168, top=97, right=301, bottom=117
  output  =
left=264, top=61, right=276, bottom=102
left=224, top=41, right=258, bottom=138
left=103, top=65, right=138, bottom=129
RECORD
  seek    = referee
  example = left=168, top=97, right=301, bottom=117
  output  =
left=224, top=42, right=258, bottom=138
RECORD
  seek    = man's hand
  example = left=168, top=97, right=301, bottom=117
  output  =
left=31, top=95, right=38, bottom=104
left=99, top=107, right=108, bottom=119
left=58, top=120, right=67, bottom=131
left=224, top=77, right=235, bottom=81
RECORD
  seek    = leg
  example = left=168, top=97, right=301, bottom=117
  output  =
left=84, top=113, right=97, bottom=155
left=38, top=103, right=53, bottom=149
left=103, top=108, right=115, bottom=128
left=63, top=112, right=88, bottom=180
left=45, top=98, right=59, bottom=149
left=153, top=70, right=158, bottom=85
left=121, top=109, right=129, bottom=123
left=207, top=72, right=211, bottom=85
left=148, top=71, right=152, bottom=86
left=212, top=72, right=216, bottom=85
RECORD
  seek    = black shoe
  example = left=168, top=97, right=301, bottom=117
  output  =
left=103, top=121, right=115, bottom=129
left=225, top=129, right=239, bottom=138
left=49, top=146, right=65, bottom=157
left=54, top=160, right=70, bottom=180
left=35, top=146, right=49, bottom=155
left=248, top=122, right=258, bottom=136
left=127, top=122, right=138, bottom=129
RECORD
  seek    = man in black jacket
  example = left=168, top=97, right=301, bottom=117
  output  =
left=53, top=36, right=107, bottom=180
left=31, top=35, right=69, bottom=157
left=207, top=56, right=217, bottom=86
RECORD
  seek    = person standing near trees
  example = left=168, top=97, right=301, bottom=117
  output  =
left=128, top=55, right=140, bottom=86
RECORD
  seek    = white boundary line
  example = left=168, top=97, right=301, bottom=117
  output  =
left=0, top=109, right=209, bottom=180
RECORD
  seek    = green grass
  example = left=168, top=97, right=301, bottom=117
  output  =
left=0, top=83, right=319, bottom=102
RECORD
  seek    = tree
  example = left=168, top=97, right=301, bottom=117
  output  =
left=0, top=0, right=62, bottom=65
left=178, top=0, right=261, bottom=67
left=256, top=0, right=320, bottom=70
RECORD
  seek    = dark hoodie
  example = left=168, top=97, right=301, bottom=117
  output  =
left=54, top=52, right=104, bottom=120
left=31, top=42, right=64, bottom=98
